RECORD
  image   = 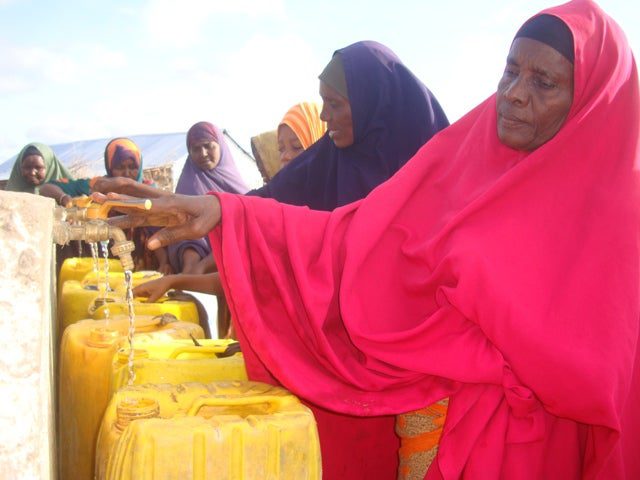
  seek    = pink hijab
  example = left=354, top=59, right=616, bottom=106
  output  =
left=210, top=0, right=640, bottom=477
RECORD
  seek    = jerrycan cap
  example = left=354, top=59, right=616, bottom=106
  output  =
left=116, top=397, right=160, bottom=431
left=116, top=348, right=150, bottom=363
left=87, top=327, right=119, bottom=348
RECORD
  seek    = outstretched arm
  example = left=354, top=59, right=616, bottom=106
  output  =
left=92, top=176, right=172, bottom=198
left=93, top=192, right=222, bottom=250
left=133, top=272, right=222, bottom=302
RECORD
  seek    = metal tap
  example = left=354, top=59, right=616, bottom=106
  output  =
left=58, top=196, right=152, bottom=222
left=52, top=198, right=152, bottom=272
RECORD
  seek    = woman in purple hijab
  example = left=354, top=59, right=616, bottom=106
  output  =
left=249, top=40, right=450, bottom=211
left=168, top=121, right=248, bottom=273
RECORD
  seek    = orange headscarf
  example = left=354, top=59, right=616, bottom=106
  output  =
left=278, top=102, right=326, bottom=149
left=104, top=137, right=143, bottom=181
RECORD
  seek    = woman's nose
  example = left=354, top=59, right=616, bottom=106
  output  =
left=320, top=105, right=330, bottom=122
left=281, top=150, right=294, bottom=164
left=504, top=76, right=528, bottom=106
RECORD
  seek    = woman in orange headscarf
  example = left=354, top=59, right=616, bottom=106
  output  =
left=277, top=102, right=326, bottom=167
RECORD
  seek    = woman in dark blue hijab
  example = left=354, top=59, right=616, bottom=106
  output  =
left=249, top=40, right=449, bottom=210
left=245, top=40, right=450, bottom=480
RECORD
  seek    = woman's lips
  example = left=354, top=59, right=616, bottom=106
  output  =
left=499, top=113, right=527, bottom=128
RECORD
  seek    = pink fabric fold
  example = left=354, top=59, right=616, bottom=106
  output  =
left=210, top=1, right=640, bottom=477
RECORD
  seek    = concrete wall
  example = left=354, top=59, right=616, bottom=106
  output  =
left=0, top=191, right=55, bottom=479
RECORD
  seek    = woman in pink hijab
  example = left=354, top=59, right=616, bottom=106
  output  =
left=105, top=0, right=640, bottom=477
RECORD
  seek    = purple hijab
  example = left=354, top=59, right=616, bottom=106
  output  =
left=249, top=40, right=449, bottom=211
left=176, top=122, right=248, bottom=195
left=169, top=121, right=248, bottom=271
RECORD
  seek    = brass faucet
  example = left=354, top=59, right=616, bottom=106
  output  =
left=52, top=198, right=152, bottom=271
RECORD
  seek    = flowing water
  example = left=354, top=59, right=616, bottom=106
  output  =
left=99, top=241, right=111, bottom=322
left=89, top=242, right=99, bottom=277
left=124, top=270, right=136, bottom=385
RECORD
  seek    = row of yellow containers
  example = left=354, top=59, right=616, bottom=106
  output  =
left=58, top=259, right=205, bottom=480
left=58, top=258, right=322, bottom=480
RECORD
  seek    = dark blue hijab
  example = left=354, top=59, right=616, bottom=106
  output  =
left=249, top=40, right=449, bottom=211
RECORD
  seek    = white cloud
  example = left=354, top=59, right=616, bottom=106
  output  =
left=81, top=45, right=128, bottom=70
left=116, top=5, right=138, bottom=17
left=0, top=41, right=128, bottom=93
left=142, top=0, right=286, bottom=47
left=0, top=76, right=30, bottom=94
left=0, top=44, right=76, bottom=89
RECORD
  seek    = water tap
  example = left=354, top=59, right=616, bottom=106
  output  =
left=52, top=198, right=152, bottom=272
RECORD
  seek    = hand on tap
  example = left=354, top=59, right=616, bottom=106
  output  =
left=92, top=192, right=222, bottom=251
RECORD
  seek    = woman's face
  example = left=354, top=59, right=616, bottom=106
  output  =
left=189, top=140, right=221, bottom=171
left=496, top=37, right=574, bottom=151
left=319, top=81, right=354, bottom=148
left=110, top=157, right=140, bottom=180
left=278, top=124, right=305, bottom=167
left=21, top=154, right=46, bottom=186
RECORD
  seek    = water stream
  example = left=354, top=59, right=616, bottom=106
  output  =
left=99, top=241, right=111, bottom=322
left=124, top=270, right=136, bottom=385
left=89, top=242, right=99, bottom=278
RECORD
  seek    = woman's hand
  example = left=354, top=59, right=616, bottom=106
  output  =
left=92, top=192, right=222, bottom=250
left=92, top=176, right=170, bottom=198
left=91, top=176, right=128, bottom=194
left=132, top=275, right=175, bottom=303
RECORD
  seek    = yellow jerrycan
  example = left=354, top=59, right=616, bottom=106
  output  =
left=58, top=316, right=205, bottom=480
left=58, top=256, right=123, bottom=294
left=58, top=279, right=124, bottom=334
left=96, top=381, right=322, bottom=480
left=82, top=269, right=163, bottom=293
left=109, top=339, right=247, bottom=398
left=93, top=295, right=200, bottom=326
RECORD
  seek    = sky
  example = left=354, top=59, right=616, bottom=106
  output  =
left=1, top=0, right=638, bottom=167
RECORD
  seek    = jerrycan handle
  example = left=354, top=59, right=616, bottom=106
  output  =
left=168, top=342, right=241, bottom=359
left=132, top=295, right=169, bottom=304
left=186, top=394, right=293, bottom=417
